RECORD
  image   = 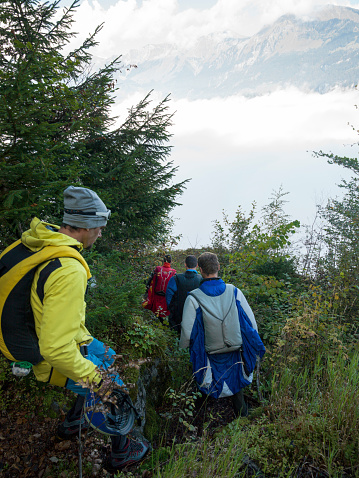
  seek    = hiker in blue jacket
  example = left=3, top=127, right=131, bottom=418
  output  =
left=166, top=255, right=202, bottom=335
left=179, top=252, right=265, bottom=416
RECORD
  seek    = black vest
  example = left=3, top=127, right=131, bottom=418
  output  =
left=169, top=270, right=202, bottom=333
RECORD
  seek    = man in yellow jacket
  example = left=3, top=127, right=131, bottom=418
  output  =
left=1, top=186, right=149, bottom=472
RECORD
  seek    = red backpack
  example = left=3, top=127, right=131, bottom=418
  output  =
left=153, top=265, right=176, bottom=295
left=142, top=265, right=176, bottom=315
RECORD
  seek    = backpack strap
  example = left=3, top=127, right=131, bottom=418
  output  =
left=0, top=243, right=91, bottom=363
left=189, top=285, right=242, bottom=354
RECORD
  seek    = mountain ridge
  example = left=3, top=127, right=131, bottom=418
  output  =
left=110, top=5, right=359, bottom=99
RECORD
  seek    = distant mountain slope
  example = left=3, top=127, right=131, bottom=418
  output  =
left=115, top=5, right=359, bottom=98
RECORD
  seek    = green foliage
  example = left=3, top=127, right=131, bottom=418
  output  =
left=314, top=150, right=359, bottom=321
left=211, top=203, right=256, bottom=255
left=211, top=352, right=359, bottom=478
left=0, top=0, right=187, bottom=247
left=139, top=446, right=172, bottom=475
left=84, top=249, right=145, bottom=335
left=211, top=190, right=301, bottom=344
left=248, top=351, right=359, bottom=476
left=82, top=93, right=188, bottom=247
left=253, top=256, right=297, bottom=280
left=153, top=435, right=246, bottom=478
left=269, top=292, right=348, bottom=376
left=166, top=339, right=193, bottom=390
left=223, top=220, right=300, bottom=288
left=165, top=387, right=202, bottom=433
left=0, top=0, right=117, bottom=243
left=123, top=319, right=168, bottom=358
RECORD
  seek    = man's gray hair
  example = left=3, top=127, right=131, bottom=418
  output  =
left=198, top=252, right=219, bottom=275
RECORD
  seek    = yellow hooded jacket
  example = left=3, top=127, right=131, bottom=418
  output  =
left=20, top=218, right=101, bottom=387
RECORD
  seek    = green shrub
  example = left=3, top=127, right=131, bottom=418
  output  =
left=123, top=317, right=169, bottom=358
left=84, top=250, right=145, bottom=335
left=227, top=350, right=359, bottom=476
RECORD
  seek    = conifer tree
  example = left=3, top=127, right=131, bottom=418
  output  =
left=315, top=151, right=359, bottom=318
left=0, top=0, right=186, bottom=247
left=316, top=152, right=359, bottom=265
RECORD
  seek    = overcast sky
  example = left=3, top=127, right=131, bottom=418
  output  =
left=58, top=0, right=359, bottom=249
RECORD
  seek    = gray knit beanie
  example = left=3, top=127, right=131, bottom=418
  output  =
left=63, top=186, right=110, bottom=228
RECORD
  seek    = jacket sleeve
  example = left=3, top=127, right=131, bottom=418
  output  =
left=37, top=259, right=99, bottom=384
left=179, top=295, right=198, bottom=348
left=235, top=288, right=258, bottom=331
left=145, top=271, right=155, bottom=291
left=165, top=275, right=177, bottom=306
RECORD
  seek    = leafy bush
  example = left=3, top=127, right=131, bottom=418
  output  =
left=84, top=249, right=145, bottom=336
left=210, top=193, right=301, bottom=347
left=123, top=317, right=169, bottom=358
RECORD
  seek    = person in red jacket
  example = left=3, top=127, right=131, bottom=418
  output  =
left=142, top=255, right=176, bottom=323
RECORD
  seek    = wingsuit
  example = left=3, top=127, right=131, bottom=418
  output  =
left=180, top=278, right=266, bottom=399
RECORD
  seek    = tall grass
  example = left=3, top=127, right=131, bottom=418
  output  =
left=153, top=435, right=247, bottom=478
left=151, top=350, right=359, bottom=477
left=243, top=350, right=359, bottom=476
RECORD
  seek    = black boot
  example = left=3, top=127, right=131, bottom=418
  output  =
left=57, top=395, right=88, bottom=439
left=107, top=434, right=150, bottom=471
left=231, top=390, right=248, bottom=417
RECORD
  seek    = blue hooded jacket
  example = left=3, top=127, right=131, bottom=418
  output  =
left=189, top=279, right=265, bottom=398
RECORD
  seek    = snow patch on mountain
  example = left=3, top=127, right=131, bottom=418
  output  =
left=110, top=5, right=359, bottom=99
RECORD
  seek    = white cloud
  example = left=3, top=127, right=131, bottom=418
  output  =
left=113, top=88, right=359, bottom=250
left=171, top=88, right=359, bottom=149
left=166, top=88, right=359, bottom=248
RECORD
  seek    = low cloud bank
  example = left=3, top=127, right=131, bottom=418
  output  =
left=155, top=87, right=358, bottom=248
